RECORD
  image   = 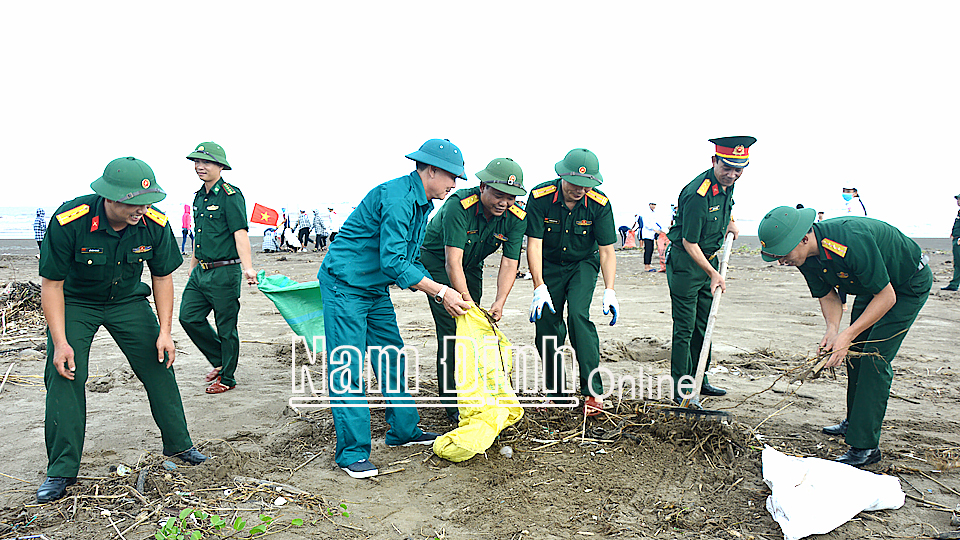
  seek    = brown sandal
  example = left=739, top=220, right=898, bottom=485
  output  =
left=205, top=377, right=235, bottom=394
left=204, top=367, right=221, bottom=382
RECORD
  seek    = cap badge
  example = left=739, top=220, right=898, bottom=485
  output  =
left=142, top=178, right=151, bottom=189
left=197, top=145, right=204, bottom=151
left=507, top=174, right=516, bottom=185
left=578, top=166, right=587, bottom=174
left=760, top=240, right=766, bottom=247
left=733, top=145, right=745, bottom=156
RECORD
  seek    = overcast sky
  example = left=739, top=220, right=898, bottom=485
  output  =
left=3, top=1, right=957, bottom=236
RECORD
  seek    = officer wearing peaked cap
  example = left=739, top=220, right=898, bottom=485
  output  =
left=666, top=136, right=756, bottom=402
left=420, top=157, right=529, bottom=424
left=317, top=139, right=472, bottom=479
left=179, top=142, right=257, bottom=395
left=525, top=148, right=619, bottom=417
left=37, top=157, right=205, bottom=504
left=758, top=206, right=932, bottom=467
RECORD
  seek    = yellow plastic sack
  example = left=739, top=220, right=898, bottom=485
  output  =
left=433, top=308, right=523, bottom=462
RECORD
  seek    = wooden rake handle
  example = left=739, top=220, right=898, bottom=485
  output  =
left=683, top=231, right=735, bottom=406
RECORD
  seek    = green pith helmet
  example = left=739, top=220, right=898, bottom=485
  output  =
left=186, top=141, right=232, bottom=170
left=758, top=205, right=817, bottom=262
left=405, top=138, right=466, bottom=179
left=555, top=148, right=602, bottom=188
left=90, top=157, right=166, bottom=205
left=476, top=157, right=526, bottom=196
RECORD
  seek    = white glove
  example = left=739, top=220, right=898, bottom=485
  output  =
left=602, top=288, right=619, bottom=326
left=529, top=284, right=556, bottom=322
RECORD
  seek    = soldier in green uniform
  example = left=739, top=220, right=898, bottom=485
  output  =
left=667, top=136, right=756, bottom=402
left=178, top=142, right=258, bottom=394
left=526, top=148, right=619, bottom=417
left=758, top=206, right=932, bottom=467
left=943, top=193, right=960, bottom=291
left=37, top=157, right=206, bottom=504
left=419, top=157, right=528, bottom=424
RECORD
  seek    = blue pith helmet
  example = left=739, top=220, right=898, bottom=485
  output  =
left=405, top=139, right=466, bottom=179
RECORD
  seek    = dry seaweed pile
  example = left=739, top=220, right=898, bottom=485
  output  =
left=0, top=442, right=337, bottom=540
left=0, top=281, right=45, bottom=353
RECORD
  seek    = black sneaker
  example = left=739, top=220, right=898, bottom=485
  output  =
left=37, top=477, right=77, bottom=503
left=341, top=459, right=378, bottom=479
left=387, top=432, right=439, bottom=447
left=942, top=286, right=958, bottom=291
left=163, top=446, right=208, bottom=465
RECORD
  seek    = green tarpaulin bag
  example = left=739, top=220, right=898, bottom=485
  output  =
left=256, top=270, right=324, bottom=351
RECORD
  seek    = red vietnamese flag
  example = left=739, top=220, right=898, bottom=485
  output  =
left=250, top=203, right=279, bottom=226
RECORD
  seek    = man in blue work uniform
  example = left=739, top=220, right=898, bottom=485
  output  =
left=317, top=139, right=473, bottom=478
left=37, top=157, right=205, bottom=503
left=758, top=206, right=932, bottom=467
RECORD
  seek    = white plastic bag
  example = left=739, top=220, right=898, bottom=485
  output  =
left=763, top=446, right=904, bottom=540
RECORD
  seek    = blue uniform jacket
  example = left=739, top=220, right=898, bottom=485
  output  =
left=318, top=171, right=432, bottom=295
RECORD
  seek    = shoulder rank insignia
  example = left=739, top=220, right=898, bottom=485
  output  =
left=460, top=194, right=480, bottom=209
left=821, top=238, right=848, bottom=258
left=56, top=204, right=90, bottom=226
left=508, top=204, right=526, bottom=220
left=223, top=183, right=237, bottom=195
left=585, top=190, right=608, bottom=206
left=696, top=179, right=712, bottom=197
left=532, top=185, right=557, bottom=198
left=144, top=207, right=168, bottom=227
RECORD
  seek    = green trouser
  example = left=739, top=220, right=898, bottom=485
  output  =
left=950, top=239, right=960, bottom=288
left=666, top=244, right=717, bottom=397
left=45, top=296, right=193, bottom=478
left=179, top=264, right=242, bottom=386
left=845, top=265, right=932, bottom=449
left=535, top=255, right=603, bottom=398
left=421, top=250, right=482, bottom=419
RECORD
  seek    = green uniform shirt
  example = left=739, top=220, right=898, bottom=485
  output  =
left=666, top=169, right=734, bottom=255
left=421, top=186, right=527, bottom=269
left=952, top=209, right=960, bottom=237
left=39, top=195, right=182, bottom=303
left=192, top=178, right=248, bottom=262
left=798, top=217, right=923, bottom=297
left=525, top=179, right=617, bottom=264
left=318, top=171, right=432, bottom=295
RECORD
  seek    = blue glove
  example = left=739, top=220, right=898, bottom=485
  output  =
left=602, top=288, right=619, bottom=326
left=529, top=284, right=556, bottom=322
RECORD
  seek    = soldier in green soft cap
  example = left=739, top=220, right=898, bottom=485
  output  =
left=667, top=136, right=756, bottom=404
left=525, top=148, right=619, bottom=417
left=758, top=206, right=932, bottom=467
left=943, top=192, right=960, bottom=291
left=419, top=157, right=529, bottom=424
left=179, top=142, right=257, bottom=395
left=37, top=157, right=206, bottom=504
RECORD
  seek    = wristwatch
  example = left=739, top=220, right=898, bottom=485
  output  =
left=434, top=285, right=448, bottom=304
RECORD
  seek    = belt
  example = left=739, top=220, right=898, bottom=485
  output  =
left=199, top=258, right=241, bottom=270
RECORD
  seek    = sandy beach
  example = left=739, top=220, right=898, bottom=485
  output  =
left=1, top=235, right=958, bottom=539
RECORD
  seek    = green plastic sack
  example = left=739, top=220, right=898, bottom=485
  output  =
left=256, top=270, right=324, bottom=351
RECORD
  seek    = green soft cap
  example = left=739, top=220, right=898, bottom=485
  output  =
left=405, top=139, right=466, bottom=179
left=476, top=157, right=526, bottom=196
left=186, top=141, right=231, bottom=170
left=758, top=206, right=817, bottom=262
left=555, top=148, right=602, bottom=187
left=90, top=157, right=166, bottom=205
